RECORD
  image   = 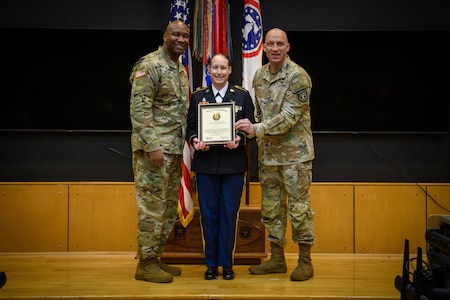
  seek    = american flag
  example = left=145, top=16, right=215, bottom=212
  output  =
left=170, top=0, right=195, bottom=228
left=242, top=0, right=263, bottom=101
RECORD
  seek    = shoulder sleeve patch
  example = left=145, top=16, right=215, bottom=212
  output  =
left=298, top=89, right=308, bottom=102
left=135, top=68, right=146, bottom=79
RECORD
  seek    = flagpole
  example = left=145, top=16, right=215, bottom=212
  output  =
left=242, top=0, right=263, bottom=205
left=171, top=0, right=195, bottom=228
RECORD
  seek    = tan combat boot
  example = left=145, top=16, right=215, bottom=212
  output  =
left=290, top=243, right=314, bottom=281
left=156, top=259, right=181, bottom=276
left=135, top=257, right=173, bottom=283
left=248, top=242, right=287, bottom=274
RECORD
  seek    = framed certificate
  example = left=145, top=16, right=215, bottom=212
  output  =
left=198, top=102, right=235, bottom=144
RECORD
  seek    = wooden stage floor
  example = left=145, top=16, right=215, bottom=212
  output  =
left=0, top=252, right=403, bottom=300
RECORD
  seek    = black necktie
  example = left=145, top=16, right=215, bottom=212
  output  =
left=215, top=92, right=223, bottom=102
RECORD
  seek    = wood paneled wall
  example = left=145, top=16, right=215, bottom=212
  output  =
left=1, top=182, right=449, bottom=254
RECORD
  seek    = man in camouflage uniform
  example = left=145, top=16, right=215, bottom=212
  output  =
left=235, top=28, right=315, bottom=281
left=129, top=20, right=190, bottom=283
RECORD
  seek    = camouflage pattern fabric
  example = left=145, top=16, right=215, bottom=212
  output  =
left=252, top=56, right=315, bottom=247
left=259, top=161, right=314, bottom=247
left=129, top=46, right=189, bottom=155
left=129, top=46, right=188, bottom=259
left=133, top=151, right=182, bottom=259
left=252, top=56, right=314, bottom=165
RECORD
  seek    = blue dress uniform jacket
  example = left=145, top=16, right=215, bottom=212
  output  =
left=186, top=84, right=255, bottom=269
left=187, top=84, right=256, bottom=174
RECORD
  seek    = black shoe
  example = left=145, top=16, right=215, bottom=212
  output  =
left=222, top=267, right=234, bottom=280
left=0, top=271, right=6, bottom=289
left=204, top=267, right=218, bottom=280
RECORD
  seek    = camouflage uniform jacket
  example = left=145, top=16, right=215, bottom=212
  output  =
left=129, top=46, right=189, bottom=155
left=252, top=57, right=314, bottom=165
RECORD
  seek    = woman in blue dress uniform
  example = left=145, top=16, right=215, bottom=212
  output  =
left=187, top=53, right=255, bottom=280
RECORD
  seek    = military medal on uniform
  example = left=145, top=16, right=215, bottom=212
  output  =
left=198, top=102, right=235, bottom=145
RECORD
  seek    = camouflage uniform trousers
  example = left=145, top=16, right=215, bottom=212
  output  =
left=259, top=160, right=314, bottom=247
left=132, top=150, right=182, bottom=259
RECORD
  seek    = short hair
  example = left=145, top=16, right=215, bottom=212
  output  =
left=208, top=53, right=231, bottom=67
